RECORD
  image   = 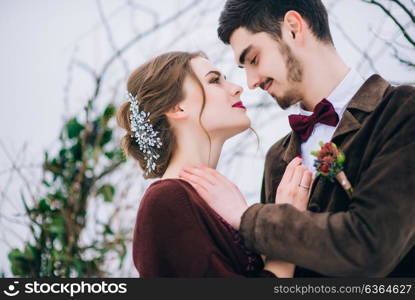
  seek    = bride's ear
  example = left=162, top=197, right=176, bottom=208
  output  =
left=165, top=104, right=187, bottom=120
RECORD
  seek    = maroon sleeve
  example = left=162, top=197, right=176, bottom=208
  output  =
left=133, top=181, right=249, bottom=277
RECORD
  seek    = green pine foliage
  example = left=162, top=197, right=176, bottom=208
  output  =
left=8, top=102, right=128, bottom=277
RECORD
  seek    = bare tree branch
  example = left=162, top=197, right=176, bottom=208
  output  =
left=390, top=0, right=415, bottom=23
left=371, top=29, right=415, bottom=68
left=74, top=59, right=98, bottom=80
left=0, top=141, right=37, bottom=204
left=331, top=17, right=381, bottom=74
left=125, top=0, right=160, bottom=26
left=96, top=0, right=130, bottom=75
left=94, top=0, right=202, bottom=101
left=362, top=0, right=415, bottom=46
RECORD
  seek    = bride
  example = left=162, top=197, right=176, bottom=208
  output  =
left=117, top=51, right=312, bottom=277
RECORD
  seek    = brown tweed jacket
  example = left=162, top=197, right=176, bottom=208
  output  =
left=240, top=75, right=415, bottom=277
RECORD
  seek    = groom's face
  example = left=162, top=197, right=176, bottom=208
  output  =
left=229, top=27, right=303, bottom=110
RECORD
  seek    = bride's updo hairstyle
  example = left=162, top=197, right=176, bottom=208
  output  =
left=117, top=51, right=207, bottom=179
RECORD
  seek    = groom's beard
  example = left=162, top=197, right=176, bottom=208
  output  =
left=275, top=88, right=302, bottom=110
left=274, top=42, right=304, bottom=110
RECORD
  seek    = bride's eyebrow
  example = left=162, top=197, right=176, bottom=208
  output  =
left=204, top=70, right=222, bottom=77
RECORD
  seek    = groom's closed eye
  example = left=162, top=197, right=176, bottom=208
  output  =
left=249, top=56, right=258, bottom=66
left=238, top=45, right=253, bottom=68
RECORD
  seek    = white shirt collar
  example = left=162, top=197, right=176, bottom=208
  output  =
left=299, top=69, right=364, bottom=116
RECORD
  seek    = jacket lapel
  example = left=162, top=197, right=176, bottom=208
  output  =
left=332, top=74, right=390, bottom=141
left=309, top=75, right=391, bottom=200
left=331, top=110, right=361, bottom=141
left=282, top=131, right=302, bottom=163
left=279, top=75, right=391, bottom=202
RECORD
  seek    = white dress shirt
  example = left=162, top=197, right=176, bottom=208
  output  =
left=299, top=69, right=365, bottom=175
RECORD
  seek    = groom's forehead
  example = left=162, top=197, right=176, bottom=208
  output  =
left=229, top=28, right=256, bottom=66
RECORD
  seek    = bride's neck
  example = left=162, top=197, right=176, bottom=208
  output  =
left=161, top=134, right=225, bottom=179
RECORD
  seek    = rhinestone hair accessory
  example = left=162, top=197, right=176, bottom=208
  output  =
left=127, top=92, right=162, bottom=175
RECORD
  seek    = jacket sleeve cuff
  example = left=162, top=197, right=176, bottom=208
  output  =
left=239, top=203, right=265, bottom=252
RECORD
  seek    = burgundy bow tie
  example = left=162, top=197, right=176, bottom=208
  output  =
left=288, top=99, right=339, bottom=142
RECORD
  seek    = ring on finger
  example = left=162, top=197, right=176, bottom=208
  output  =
left=298, top=184, right=310, bottom=190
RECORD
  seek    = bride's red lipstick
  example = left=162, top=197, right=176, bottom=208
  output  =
left=232, top=101, right=246, bottom=110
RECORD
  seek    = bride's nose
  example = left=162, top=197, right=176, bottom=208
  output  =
left=230, top=83, right=243, bottom=97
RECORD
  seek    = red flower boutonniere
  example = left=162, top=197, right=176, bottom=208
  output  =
left=311, top=141, right=353, bottom=199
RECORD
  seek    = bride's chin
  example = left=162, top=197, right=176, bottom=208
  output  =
left=242, top=118, right=251, bottom=131
left=229, top=122, right=252, bottom=138
left=214, top=118, right=252, bottom=140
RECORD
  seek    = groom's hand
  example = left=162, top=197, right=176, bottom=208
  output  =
left=178, top=165, right=247, bottom=230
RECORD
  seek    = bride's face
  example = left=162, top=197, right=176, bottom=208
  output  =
left=184, top=57, right=251, bottom=140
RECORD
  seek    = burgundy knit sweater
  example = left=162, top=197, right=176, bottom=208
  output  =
left=132, top=178, right=275, bottom=277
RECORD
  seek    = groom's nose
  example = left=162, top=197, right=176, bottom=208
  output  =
left=246, top=69, right=260, bottom=90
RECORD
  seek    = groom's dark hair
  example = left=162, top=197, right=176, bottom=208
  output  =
left=218, top=0, right=333, bottom=44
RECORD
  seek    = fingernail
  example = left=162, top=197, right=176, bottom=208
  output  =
left=297, top=155, right=302, bottom=159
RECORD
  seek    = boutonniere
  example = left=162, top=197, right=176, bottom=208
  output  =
left=311, top=141, right=353, bottom=199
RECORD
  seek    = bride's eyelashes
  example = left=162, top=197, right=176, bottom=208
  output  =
left=209, top=76, right=221, bottom=84
left=209, top=74, right=227, bottom=84
left=206, top=69, right=228, bottom=85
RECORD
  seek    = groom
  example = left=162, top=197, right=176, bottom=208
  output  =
left=180, top=0, right=415, bottom=277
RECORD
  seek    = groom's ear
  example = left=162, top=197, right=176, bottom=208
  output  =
left=283, top=10, right=305, bottom=44
left=165, top=104, right=187, bottom=121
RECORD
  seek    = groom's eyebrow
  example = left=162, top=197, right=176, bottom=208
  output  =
left=238, top=45, right=253, bottom=67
